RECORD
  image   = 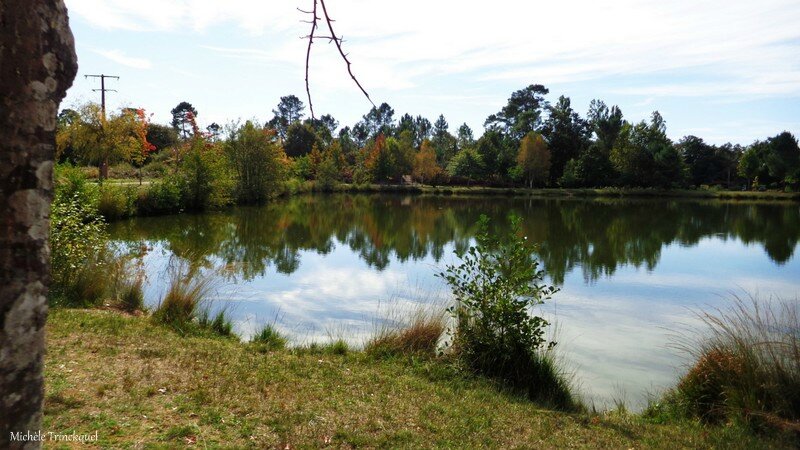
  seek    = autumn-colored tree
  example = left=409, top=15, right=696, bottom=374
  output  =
left=365, top=134, right=393, bottom=183
left=517, top=132, right=551, bottom=188
left=56, top=102, right=142, bottom=180
left=308, top=143, right=323, bottom=178
left=131, top=108, right=156, bottom=184
left=413, top=139, right=442, bottom=184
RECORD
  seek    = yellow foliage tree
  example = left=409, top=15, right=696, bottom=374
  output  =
left=517, top=132, right=550, bottom=188
left=56, top=102, right=141, bottom=179
left=413, top=139, right=442, bottom=184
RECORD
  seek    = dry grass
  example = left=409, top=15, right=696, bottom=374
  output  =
left=365, top=302, right=447, bottom=358
left=151, top=263, right=216, bottom=332
left=654, top=293, right=800, bottom=436
left=44, top=308, right=788, bottom=449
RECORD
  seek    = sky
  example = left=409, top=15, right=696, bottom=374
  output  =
left=62, top=0, right=800, bottom=145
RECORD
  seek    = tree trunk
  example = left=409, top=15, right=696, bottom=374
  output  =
left=0, top=1, right=77, bottom=448
left=99, top=158, right=109, bottom=181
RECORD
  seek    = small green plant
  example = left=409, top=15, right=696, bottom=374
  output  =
left=325, top=339, right=350, bottom=355
left=198, top=308, right=234, bottom=337
left=438, top=214, right=578, bottom=410
left=250, top=324, right=287, bottom=351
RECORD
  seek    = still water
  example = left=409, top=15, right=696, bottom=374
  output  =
left=108, top=194, right=800, bottom=408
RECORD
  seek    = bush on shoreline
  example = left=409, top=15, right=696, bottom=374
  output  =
left=647, top=294, right=800, bottom=438
left=439, top=214, right=580, bottom=411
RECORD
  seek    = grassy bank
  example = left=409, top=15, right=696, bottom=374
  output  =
left=84, top=179, right=800, bottom=223
left=44, top=309, right=787, bottom=449
left=373, top=184, right=799, bottom=201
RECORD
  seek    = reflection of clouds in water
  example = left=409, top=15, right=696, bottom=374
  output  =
left=544, top=239, right=800, bottom=410
left=543, top=286, right=703, bottom=410
left=112, top=197, right=800, bottom=412
left=215, top=248, right=448, bottom=344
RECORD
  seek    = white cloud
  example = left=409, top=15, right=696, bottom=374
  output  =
left=67, top=0, right=800, bottom=99
left=93, top=49, right=152, bottom=69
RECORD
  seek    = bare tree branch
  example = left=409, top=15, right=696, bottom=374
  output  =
left=303, top=0, right=374, bottom=119
left=302, top=1, right=319, bottom=118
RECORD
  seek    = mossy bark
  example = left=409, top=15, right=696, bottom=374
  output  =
left=0, top=1, right=77, bottom=447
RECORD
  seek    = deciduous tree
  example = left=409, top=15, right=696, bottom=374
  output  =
left=57, top=103, right=143, bottom=180
left=413, top=140, right=442, bottom=184
left=517, top=132, right=551, bottom=188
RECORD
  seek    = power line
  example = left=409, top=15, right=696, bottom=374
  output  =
left=84, top=74, right=119, bottom=119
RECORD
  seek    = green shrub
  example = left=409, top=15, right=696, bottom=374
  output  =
left=142, top=160, right=167, bottom=177
left=138, top=180, right=182, bottom=215
left=55, top=163, right=98, bottom=204
left=50, top=170, right=108, bottom=306
left=315, top=160, right=339, bottom=191
left=438, top=214, right=579, bottom=410
left=250, top=324, right=288, bottom=351
left=109, top=162, right=137, bottom=179
left=80, top=166, right=99, bottom=180
left=97, top=184, right=137, bottom=220
left=225, top=121, right=287, bottom=203
left=178, top=139, right=233, bottom=210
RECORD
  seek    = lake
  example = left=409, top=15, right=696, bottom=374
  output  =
left=107, top=194, right=800, bottom=409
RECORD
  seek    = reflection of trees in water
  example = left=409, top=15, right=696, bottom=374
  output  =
left=107, top=195, right=800, bottom=284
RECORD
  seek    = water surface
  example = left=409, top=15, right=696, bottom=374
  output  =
left=108, top=194, right=800, bottom=408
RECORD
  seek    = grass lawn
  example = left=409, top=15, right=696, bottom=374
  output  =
left=43, top=309, right=789, bottom=449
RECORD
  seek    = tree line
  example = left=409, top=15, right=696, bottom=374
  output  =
left=57, top=83, right=800, bottom=195
left=109, top=195, right=800, bottom=284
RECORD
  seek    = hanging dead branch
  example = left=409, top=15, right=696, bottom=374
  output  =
left=301, top=0, right=375, bottom=118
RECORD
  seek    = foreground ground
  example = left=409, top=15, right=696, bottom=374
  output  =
left=44, top=309, right=787, bottom=449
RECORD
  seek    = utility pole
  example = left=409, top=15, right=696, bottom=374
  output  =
left=85, top=74, right=119, bottom=180
left=85, top=74, right=119, bottom=119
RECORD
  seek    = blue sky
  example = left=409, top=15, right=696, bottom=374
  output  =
left=62, top=0, right=800, bottom=145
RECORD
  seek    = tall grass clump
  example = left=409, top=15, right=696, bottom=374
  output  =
left=152, top=264, right=225, bottom=336
left=198, top=308, right=234, bottom=337
left=653, top=294, right=800, bottom=434
left=366, top=302, right=447, bottom=359
left=106, top=256, right=145, bottom=313
left=250, top=323, right=288, bottom=351
left=117, top=277, right=145, bottom=313
left=438, top=214, right=579, bottom=411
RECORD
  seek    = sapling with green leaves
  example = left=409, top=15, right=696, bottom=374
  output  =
left=439, top=214, right=577, bottom=409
